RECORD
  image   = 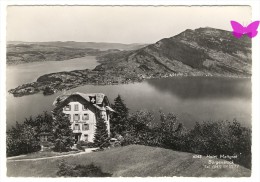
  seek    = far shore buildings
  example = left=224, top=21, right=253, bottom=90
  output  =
left=53, top=92, right=114, bottom=143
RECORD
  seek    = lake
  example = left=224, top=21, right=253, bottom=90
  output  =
left=6, top=56, right=99, bottom=90
left=6, top=56, right=251, bottom=129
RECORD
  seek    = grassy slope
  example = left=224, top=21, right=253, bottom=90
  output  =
left=7, top=145, right=251, bottom=177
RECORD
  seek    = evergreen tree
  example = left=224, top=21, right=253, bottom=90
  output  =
left=52, top=109, right=74, bottom=152
left=110, top=95, right=129, bottom=135
left=94, top=115, right=110, bottom=149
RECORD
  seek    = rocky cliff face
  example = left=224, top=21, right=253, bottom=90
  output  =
left=98, top=27, right=251, bottom=76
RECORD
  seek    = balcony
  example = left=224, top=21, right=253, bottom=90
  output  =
left=75, top=120, right=87, bottom=123
left=73, top=129, right=82, bottom=134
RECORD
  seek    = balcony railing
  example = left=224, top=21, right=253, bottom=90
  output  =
left=74, top=120, right=88, bottom=123
left=73, top=128, right=81, bottom=133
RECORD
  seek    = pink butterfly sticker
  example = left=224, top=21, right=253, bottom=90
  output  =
left=230, top=20, right=260, bottom=38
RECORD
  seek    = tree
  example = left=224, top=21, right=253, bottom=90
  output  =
left=7, top=121, right=41, bottom=156
left=52, top=109, right=74, bottom=152
left=7, top=112, right=55, bottom=157
left=94, top=115, right=110, bottom=149
left=43, top=86, right=54, bottom=95
left=123, top=110, right=155, bottom=146
left=128, top=110, right=154, bottom=133
left=159, top=111, right=185, bottom=150
left=24, top=111, right=53, bottom=138
left=110, top=95, right=129, bottom=135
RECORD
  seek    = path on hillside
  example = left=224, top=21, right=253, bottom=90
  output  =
left=7, top=148, right=98, bottom=162
left=7, top=145, right=251, bottom=177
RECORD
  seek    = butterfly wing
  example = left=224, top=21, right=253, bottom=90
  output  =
left=246, top=21, right=260, bottom=31
left=247, top=31, right=258, bottom=38
left=245, top=21, right=260, bottom=38
left=230, top=21, right=245, bottom=38
left=233, top=32, right=244, bottom=38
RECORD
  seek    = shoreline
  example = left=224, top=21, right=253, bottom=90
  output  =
left=8, top=71, right=251, bottom=98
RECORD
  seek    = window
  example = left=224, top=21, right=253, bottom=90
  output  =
left=74, top=114, right=80, bottom=121
left=83, top=105, right=88, bottom=110
left=74, top=104, right=79, bottom=111
left=74, top=124, right=80, bottom=130
left=64, top=105, right=71, bottom=111
left=83, top=124, right=89, bottom=130
left=83, top=113, right=89, bottom=120
left=100, top=111, right=107, bottom=121
left=84, top=134, right=88, bottom=142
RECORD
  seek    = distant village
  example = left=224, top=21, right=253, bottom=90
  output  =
left=9, top=68, right=248, bottom=98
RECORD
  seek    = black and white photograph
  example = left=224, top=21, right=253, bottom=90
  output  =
left=1, top=3, right=259, bottom=179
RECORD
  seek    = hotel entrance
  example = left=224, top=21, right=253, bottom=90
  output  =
left=74, top=133, right=82, bottom=143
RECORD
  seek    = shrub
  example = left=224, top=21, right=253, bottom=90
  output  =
left=57, top=160, right=112, bottom=177
left=121, top=110, right=151, bottom=146
left=53, top=139, right=70, bottom=152
left=121, top=109, right=251, bottom=169
left=158, top=111, right=187, bottom=150
left=57, top=159, right=75, bottom=176
left=76, top=143, right=84, bottom=151
left=183, top=121, right=251, bottom=169
left=7, top=122, right=41, bottom=156
left=41, top=141, right=53, bottom=148
left=77, top=141, right=95, bottom=148
left=122, top=110, right=186, bottom=148
left=7, top=111, right=56, bottom=156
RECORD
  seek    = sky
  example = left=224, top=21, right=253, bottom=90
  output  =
left=7, top=6, right=251, bottom=44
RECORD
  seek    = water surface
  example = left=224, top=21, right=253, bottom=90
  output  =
left=6, top=57, right=251, bottom=129
left=6, top=56, right=98, bottom=90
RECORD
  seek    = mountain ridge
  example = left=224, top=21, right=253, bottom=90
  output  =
left=96, top=27, right=251, bottom=77
left=7, top=41, right=147, bottom=51
left=8, top=27, right=252, bottom=97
